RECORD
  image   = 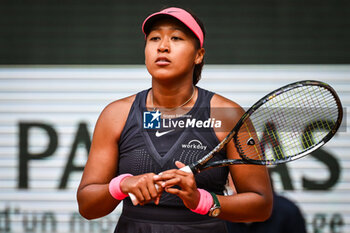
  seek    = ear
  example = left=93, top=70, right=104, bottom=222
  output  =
left=195, top=48, right=205, bottom=65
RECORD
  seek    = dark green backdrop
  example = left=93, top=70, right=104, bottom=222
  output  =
left=1, top=0, right=349, bottom=64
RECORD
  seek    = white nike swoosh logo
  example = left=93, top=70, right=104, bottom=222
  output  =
left=155, top=129, right=175, bottom=137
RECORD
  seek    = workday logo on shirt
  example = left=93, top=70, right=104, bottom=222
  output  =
left=182, top=139, right=207, bottom=151
left=143, top=110, right=161, bottom=129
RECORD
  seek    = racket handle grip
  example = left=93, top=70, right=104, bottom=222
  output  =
left=128, top=192, right=138, bottom=205
left=179, top=165, right=194, bottom=174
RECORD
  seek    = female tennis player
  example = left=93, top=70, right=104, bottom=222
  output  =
left=77, top=7, right=273, bottom=233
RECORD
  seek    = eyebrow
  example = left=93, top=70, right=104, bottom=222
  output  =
left=150, top=26, right=185, bottom=33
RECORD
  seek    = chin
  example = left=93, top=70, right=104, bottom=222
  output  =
left=149, top=69, right=176, bottom=80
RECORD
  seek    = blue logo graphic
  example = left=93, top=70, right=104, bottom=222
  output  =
left=143, top=110, right=161, bottom=129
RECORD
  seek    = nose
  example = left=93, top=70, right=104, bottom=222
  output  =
left=158, top=38, right=170, bottom=52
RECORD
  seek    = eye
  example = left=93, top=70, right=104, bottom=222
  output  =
left=172, top=36, right=183, bottom=41
left=149, top=36, right=160, bottom=41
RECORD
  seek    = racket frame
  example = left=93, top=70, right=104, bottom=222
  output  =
left=187, top=80, right=343, bottom=173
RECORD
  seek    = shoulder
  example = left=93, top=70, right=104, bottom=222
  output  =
left=210, top=93, right=245, bottom=123
left=101, top=94, right=136, bottom=119
left=211, top=93, right=242, bottom=108
left=95, top=94, right=137, bottom=142
left=105, top=94, right=136, bottom=113
left=210, top=93, right=245, bottom=140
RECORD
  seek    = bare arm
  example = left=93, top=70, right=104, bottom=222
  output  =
left=77, top=96, right=133, bottom=219
left=211, top=94, right=273, bottom=222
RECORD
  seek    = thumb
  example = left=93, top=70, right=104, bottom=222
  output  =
left=175, top=161, right=186, bottom=169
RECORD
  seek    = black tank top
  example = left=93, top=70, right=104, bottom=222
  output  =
left=118, top=87, right=229, bottom=223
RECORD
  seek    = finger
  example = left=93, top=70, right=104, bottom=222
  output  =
left=156, top=170, right=189, bottom=181
left=155, top=198, right=160, bottom=205
left=165, top=187, right=191, bottom=202
left=140, top=185, right=153, bottom=203
left=147, top=180, right=160, bottom=200
left=154, top=169, right=179, bottom=178
left=133, top=187, right=160, bottom=206
left=175, top=161, right=186, bottom=169
left=161, top=177, right=182, bottom=188
left=165, top=187, right=182, bottom=196
left=128, top=193, right=139, bottom=205
left=131, top=189, right=145, bottom=205
left=154, top=183, right=163, bottom=193
left=154, top=195, right=161, bottom=205
left=161, top=173, right=194, bottom=189
left=153, top=174, right=164, bottom=182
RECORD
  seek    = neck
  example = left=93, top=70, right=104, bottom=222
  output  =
left=149, top=83, right=196, bottom=111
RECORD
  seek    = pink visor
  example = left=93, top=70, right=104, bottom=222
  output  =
left=142, top=7, right=204, bottom=48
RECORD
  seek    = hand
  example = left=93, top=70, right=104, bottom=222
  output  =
left=120, top=173, right=163, bottom=205
left=153, top=161, right=200, bottom=210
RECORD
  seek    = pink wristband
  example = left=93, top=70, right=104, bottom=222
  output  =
left=109, top=174, right=133, bottom=200
left=190, top=189, right=214, bottom=215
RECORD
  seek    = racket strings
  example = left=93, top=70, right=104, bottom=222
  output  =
left=248, top=87, right=314, bottom=161
left=298, top=86, right=336, bottom=148
left=247, top=87, right=336, bottom=127
left=235, top=85, right=339, bottom=163
left=268, top=86, right=336, bottom=159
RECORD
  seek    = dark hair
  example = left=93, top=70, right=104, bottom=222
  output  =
left=144, top=8, right=206, bottom=85
left=188, top=10, right=206, bottom=85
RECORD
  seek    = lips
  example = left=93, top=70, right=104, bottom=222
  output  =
left=155, top=57, right=171, bottom=65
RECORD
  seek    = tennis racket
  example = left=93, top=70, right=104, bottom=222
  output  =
left=129, top=80, right=343, bottom=203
